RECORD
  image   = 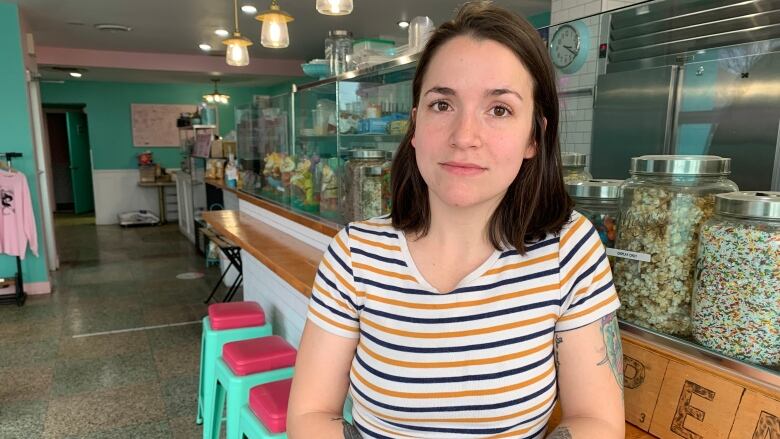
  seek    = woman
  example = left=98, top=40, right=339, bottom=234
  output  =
left=288, top=2, right=625, bottom=438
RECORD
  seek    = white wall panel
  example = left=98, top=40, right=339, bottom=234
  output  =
left=239, top=199, right=333, bottom=251
left=92, top=169, right=158, bottom=225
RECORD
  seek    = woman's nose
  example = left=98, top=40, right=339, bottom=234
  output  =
left=449, top=110, right=483, bottom=149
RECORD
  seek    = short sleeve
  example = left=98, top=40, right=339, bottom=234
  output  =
left=306, top=227, right=361, bottom=338
left=555, top=212, right=620, bottom=332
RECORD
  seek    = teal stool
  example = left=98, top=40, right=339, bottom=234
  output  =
left=197, top=302, right=272, bottom=425
left=239, top=405, right=286, bottom=438
left=204, top=336, right=297, bottom=439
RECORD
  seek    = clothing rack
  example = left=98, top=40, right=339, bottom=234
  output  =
left=0, top=152, right=27, bottom=306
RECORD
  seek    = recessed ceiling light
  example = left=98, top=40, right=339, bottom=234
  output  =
left=69, top=72, right=82, bottom=78
left=398, top=20, right=409, bottom=29
left=199, top=43, right=213, bottom=51
left=215, top=28, right=230, bottom=37
left=94, top=23, right=132, bottom=32
left=241, top=5, right=257, bottom=14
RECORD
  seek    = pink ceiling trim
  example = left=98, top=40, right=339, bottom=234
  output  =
left=36, top=46, right=304, bottom=77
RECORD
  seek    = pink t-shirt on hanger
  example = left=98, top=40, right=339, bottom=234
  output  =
left=0, top=171, right=38, bottom=259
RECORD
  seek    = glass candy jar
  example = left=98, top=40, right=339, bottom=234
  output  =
left=343, top=149, right=389, bottom=222
left=692, top=191, right=780, bottom=368
left=566, top=179, right=622, bottom=248
left=562, top=152, right=592, bottom=184
left=612, top=155, right=738, bottom=337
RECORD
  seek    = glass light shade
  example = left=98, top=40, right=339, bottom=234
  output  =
left=316, top=0, right=352, bottom=16
left=260, top=14, right=290, bottom=48
left=203, top=95, right=215, bottom=103
left=226, top=43, right=250, bottom=66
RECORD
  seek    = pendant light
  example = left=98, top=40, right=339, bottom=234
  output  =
left=316, top=0, right=353, bottom=16
left=255, top=0, right=294, bottom=49
left=223, top=0, right=252, bottom=66
left=203, top=79, right=230, bottom=104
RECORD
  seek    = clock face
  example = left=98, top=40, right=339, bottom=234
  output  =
left=550, top=24, right=580, bottom=68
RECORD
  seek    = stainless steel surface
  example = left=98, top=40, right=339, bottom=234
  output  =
left=557, top=87, right=593, bottom=98
left=565, top=179, right=623, bottom=199
left=349, top=149, right=387, bottom=159
left=715, top=191, right=780, bottom=220
left=591, top=66, right=677, bottom=180
left=561, top=152, right=587, bottom=167
left=775, top=119, right=780, bottom=191
left=619, top=320, right=780, bottom=391
left=629, top=155, right=731, bottom=176
left=362, top=166, right=384, bottom=176
left=296, top=52, right=421, bottom=91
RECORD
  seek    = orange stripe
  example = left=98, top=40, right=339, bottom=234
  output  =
left=559, top=215, right=586, bottom=248
left=359, top=340, right=551, bottom=369
left=560, top=240, right=600, bottom=286
left=354, top=412, right=418, bottom=438
left=361, top=392, right=555, bottom=424
left=360, top=313, right=557, bottom=339
left=335, top=233, right=351, bottom=258
left=321, top=258, right=357, bottom=295
left=308, top=306, right=359, bottom=333
left=353, top=262, right=418, bottom=282
left=357, top=220, right=393, bottom=229
left=352, top=364, right=554, bottom=399
left=570, top=265, right=611, bottom=302
left=313, top=281, right=353, bottom=314
left=483, top=252, right=558, bottom=276
left=483, top=415, right=549, bottom=439
left=364, top=282, right=559, bottom=310
left=557, top=293, right=618, bottom=322
left=351, top=234, right=402, bottom=252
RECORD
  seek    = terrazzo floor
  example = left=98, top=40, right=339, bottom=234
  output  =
left=0, top=215, right=238, bottom=438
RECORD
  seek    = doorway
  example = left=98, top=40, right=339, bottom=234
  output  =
left=44, top=106, right=95, bottom=214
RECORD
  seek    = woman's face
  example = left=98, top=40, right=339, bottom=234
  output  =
left=412, top=35, right=537, bottom=210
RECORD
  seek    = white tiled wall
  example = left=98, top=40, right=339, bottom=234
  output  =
left=551, top=0, right=644, bottom=168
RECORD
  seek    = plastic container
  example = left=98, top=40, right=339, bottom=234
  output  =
left=352, top=38, right=394, bottom=57
left=360, top=166, right=385, bottom=220
left=409, top=16, right=434, bottom=52
left=343, top=149, right=390, bottom=222
left=566, top=179, right=622, bottom=248
left=561, top=152, right=592, bottom=184
left=692, top=191, right=780, bottom=368
left=612, top=155, right=739, bottom=337
left=319, top=157, right=340, bottom=221
left=290, top=156, right=318, bottom=213
left=325, top=30, right=354, bottom=76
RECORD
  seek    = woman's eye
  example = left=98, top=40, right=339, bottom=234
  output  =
left=490, top=105, right=511, bottom=117
left=431, top=101, right=451, bottom=112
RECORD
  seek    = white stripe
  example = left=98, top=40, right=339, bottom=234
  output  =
left=71, top=320, right=201, bottom=338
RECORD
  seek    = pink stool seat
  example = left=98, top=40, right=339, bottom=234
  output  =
left=223, top=336, right=297, bottom=376
left=208, top=302, right=266, bottom=330
left=249, top=379, right=293, bottom=434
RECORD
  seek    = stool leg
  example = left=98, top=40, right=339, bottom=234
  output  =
left=204, top=267, right=230, bottom=304
left=205, top=378, right=227, bottom=439
left=197, top=326, right=206, bottom=424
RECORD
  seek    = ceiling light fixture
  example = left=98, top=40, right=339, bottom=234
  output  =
left=316, top=0, right=353, bottom=16
left=203, top=79, right=230, bottom=104
left=241, top=5, right=257, bottom=14
left=223, top=0, right=253, bottom=66
left=215, top=28, right=230, bottom=37
left=397, top=20, right=409, bottom=29
left=199, top=43, right=213, bottom=51
left=255, top=0, right=293, bottom=49
left=94, top=23, right=132, bottom=32
left=69, top=72, right=82, bottom=78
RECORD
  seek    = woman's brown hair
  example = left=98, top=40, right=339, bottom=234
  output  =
left=390, top=0, right=573, bottom=254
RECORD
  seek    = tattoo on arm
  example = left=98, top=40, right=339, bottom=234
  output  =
left=547, top=426, right=573, bottom=439
left=597, top=312, right=624, bottom=391
left=553, top=334, right=563, bottom=368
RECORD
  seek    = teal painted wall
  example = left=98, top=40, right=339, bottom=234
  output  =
left=0, top=2, right=49, bottom=284
left=528, top=11, right=551, bottom=29
left=40, top=81, right=278, bottom=170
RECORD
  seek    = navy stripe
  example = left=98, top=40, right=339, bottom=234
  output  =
left=451, top=268, right=559, bottom=294
left=570, top=279, right=615, bottom=309
left=359, top=326, right=554, bottom=354
left=362, top=299, right=560, bottom=324
left=349, top=375, right=556, bottom=413
left=311, top=294, right=359, bottom=322
left=350, top=225, right=399, bottom=239
left=355, top=351, right=553, bottom=384
left=316, top=269, right=362, bottom=311
left=381, top=398, right=555, bottom=435
left=560, top=225, right=596, bottom=268
left=563, top=252, right=606, bottom=302
left=351, top=247, right=407, bottom=267
left=354, top=420, right=394, bottom=439
left=500, top=237, right=559, bottom=258
left=354, top=277, right=438, bottom=296
left=328, top=246, right=353, bottom=276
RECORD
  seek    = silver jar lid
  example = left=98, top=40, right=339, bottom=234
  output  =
left=362, top=166, right=384, bottom=176
left=561, top=152, right=587, bottom=167
left=349, top=149, right=386, bottom=160
left=630, top=155, right=731, bottom=176
left=328, top=30, right=353, bottom=38
left=566, top=179, right=623, bottom=200
left=715, top=191, right=780, bottom=220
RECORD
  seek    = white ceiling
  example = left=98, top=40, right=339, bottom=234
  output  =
left=14, top=0, right=550, bottom=84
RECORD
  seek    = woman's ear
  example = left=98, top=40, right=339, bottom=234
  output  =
left=524, top=116, right=546, bottom=159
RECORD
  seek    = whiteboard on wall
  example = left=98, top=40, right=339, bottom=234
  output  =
left=131, top=104, right=196, bottom=147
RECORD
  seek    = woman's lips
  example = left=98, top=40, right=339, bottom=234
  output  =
left=440, top=161, right=487, bottom=176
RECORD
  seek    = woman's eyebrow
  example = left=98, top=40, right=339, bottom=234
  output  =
left=488, top=88, right=523, bottom=101
left=423, top=86, right=456, bottom=96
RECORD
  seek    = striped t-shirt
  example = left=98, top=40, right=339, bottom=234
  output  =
left=306, top=211, right=620, bottom=438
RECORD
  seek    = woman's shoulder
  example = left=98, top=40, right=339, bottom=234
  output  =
left=339, top=216, right=403, bottom=247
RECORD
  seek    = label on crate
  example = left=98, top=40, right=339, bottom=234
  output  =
left=606, top=248, right=651, bottom=263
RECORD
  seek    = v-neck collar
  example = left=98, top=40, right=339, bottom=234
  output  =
left=397, top=231, right=503, bottom=295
